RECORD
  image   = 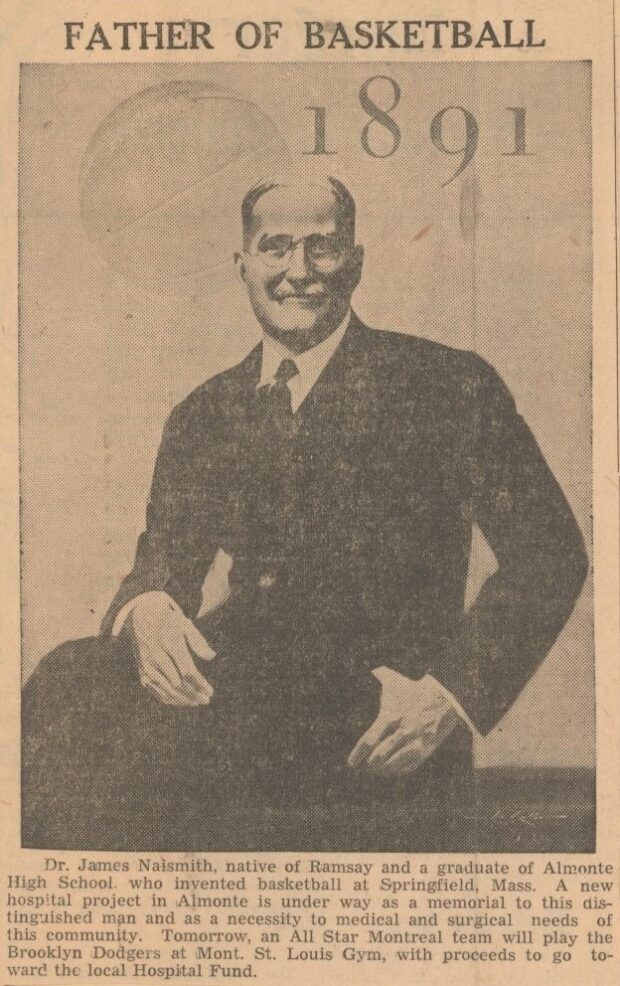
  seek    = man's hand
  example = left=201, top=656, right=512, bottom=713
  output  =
left=125, top=592, right=215, bottom=706
left=347, top=668, right=462, bottom=777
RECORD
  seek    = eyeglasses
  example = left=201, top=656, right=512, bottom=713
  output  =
left=251, top=233, right=350, bottom=273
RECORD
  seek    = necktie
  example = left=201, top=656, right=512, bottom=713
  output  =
left=274, top=357, right=300, bottom=388
left=249, top=358, right=300, bottom=586
left=255, top=357, right=300, bottom=439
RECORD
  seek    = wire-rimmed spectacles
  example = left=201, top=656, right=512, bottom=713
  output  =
left=250, top=233, right=350, bottom=273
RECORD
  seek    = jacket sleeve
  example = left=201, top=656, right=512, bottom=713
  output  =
left=100, top=399, right=219, bottom=635
left=429, top=358, right=589, bottom=735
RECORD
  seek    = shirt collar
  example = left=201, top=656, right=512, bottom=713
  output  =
left=259, top=309, right=351, bottom=389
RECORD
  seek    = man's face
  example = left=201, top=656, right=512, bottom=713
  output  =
left=235, top=183, right=363, bottom=351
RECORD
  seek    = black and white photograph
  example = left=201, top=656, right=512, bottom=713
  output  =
left=19, top=60, right=593, bottom=852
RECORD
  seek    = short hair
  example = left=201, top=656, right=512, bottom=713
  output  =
left=241, top=175, right=356, bottom=246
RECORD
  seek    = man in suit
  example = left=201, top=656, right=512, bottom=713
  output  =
left=22, top=174, right=588, bottom=850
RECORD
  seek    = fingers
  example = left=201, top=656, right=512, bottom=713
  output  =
left=381, top=737, right=427, bottom=776
left=139, top=644, right=183, bottom=690
left=348, top=711, right=446, bottom=777
left=142, top=675, right=192, bottom=706
left=364, top=716, right=458, bottom=778
left=347, top=715, right=399, bottom=769
left=138, top=659, right=201, bottom=706
left=366, top=727, right=414, bottom=772
left=136, top=639, right=212, bottom=706
left=167, top=636, right=214, bottom=703
left=184, top=619, right=216, bottom=661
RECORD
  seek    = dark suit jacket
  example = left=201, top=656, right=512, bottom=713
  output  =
left=101, top=314, right=587, bottom=778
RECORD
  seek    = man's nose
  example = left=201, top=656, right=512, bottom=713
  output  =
left=285, top=240, right=312, bottom=280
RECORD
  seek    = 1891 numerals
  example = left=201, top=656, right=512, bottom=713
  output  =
left=304, top=76, right=531, bottom=185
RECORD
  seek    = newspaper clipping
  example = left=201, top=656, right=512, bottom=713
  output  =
left=0, top=0, right=618, bottom=983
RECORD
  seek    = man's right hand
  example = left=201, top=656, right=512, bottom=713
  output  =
left=124, top=592, right=216, bottom=706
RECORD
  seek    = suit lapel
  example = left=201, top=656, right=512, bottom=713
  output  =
left=224, top=341, right=262, bottom=416
left=295, top=313, right=379, bottom=443
left=293, top=316, right=445, bottom=509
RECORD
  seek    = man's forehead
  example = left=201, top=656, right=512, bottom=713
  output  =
left=250, top=183, right=339, bottom=233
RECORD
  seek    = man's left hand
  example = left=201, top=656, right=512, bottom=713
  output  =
left=347, top=668, right=462, bottom=777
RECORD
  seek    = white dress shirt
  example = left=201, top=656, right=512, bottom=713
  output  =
left=112, top=310, right=475, bottom=733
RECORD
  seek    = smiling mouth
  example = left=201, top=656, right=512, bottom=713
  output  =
left=275, top=294, right=327, bottom=307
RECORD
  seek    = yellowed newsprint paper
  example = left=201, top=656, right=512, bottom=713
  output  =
left=0, top=0, right=618, bottom=983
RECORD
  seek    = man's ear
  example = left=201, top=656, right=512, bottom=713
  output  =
left=233, top=251, right=247, bottom=286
